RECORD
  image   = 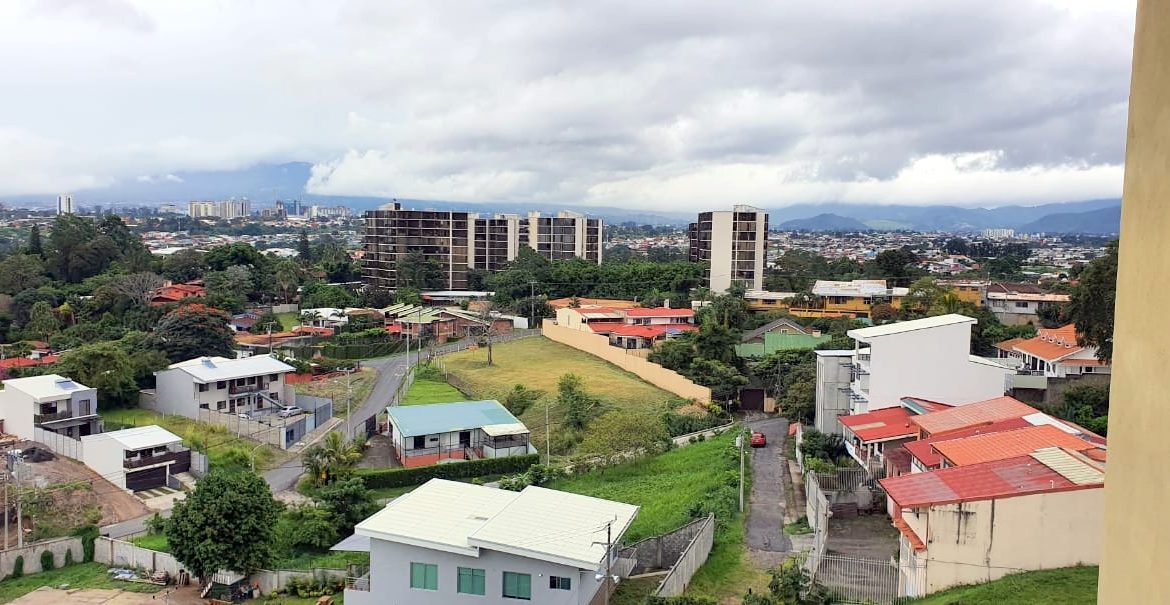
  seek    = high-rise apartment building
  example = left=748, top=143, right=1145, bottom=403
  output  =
left=688, top=205, right=768, bottom=293
left=187, top=198, right=251, bottom=219
left=57, top=193, right=75, bottom=215
left=362, top=203, right=603, bottom=290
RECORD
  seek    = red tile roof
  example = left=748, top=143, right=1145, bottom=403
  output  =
left=608, top=324, right=697, bottom=339
left=931, top=425, right=1098, bottom=467
left=911, top=396, right=1038, bottom=436
left=578, top=307, right=621, bottom=316
left=893, top=518, right=926, bottom=552
left=880, top=454, right=1099, bottom=508
left=623, top=307, right=696, bottom=318
left=839, top=407, right=918, bottom=442
left=1011, top=325, right=1086, bottom=362
left=903, top=418, right=1033, bottom=469
left=293, top=326, right=335, bottom=336
left=0, top=355, right=58, bottom=370
left=585, top=321, right=624, bottom=333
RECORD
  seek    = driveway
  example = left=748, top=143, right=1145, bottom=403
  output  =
left=745, top=416, right=792, bottom=568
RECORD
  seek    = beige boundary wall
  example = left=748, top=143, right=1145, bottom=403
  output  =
left=542, top=320, right=712, bottom=403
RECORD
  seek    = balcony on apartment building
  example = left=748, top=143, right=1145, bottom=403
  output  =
left=35, top=403, right=96, bottom=426
left=124, top=445, right=192, bottom=471
left=228, top=379, right=269, bottom=395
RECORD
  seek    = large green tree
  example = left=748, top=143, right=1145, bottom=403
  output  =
left=54, top=342, right=143, bottom=407
left=167, top=470, right=282, bottom=579
left=687, top=358, right=748, bottom=403
left=1068, top=241, right=1118, bottom=362
left=0, top=254, right=47, bottom=295
left=147, top=304, right=235, bottom=362
left=394, top=251, right=445, bottom=290
left=160, top=249, right=207, bottom=283
left=24, top=300, right=60, bottom=341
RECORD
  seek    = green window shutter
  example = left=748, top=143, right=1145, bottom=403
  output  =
left=411, top=562, right=438, bottom=590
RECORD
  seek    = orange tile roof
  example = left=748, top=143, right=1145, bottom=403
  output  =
left=903, top=418, right=1034, bottom=469
left=931, top=425, right=1096, bottom=466
left=911, top=396, right=1038, bottom=436
left=624, top=307, right=695, bottom=318
left=1061, top=358, right=1107, bottom=366
left=1011, top=324, right=1085, bottom=362
left=994, top=337, right=1025, bottom=352
left=839, top=407, right=918, bottom=442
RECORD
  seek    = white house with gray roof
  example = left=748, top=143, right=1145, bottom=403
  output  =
left=386, top=400, right=533, bottom=467
left=0, top=374, right=99, bottom=441
left=338, top=479, right=639, bottom=605
left=152, top=354, right=296, bottom=418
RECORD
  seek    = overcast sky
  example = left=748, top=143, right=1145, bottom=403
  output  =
left=0, top=0, right=1136, bottom=209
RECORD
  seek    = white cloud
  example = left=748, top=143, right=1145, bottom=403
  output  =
left=0, top=0, right=1137, bottom=208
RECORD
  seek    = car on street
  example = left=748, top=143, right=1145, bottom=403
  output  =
left=750, top=431, right=766, bottom=448
left=278, top=405, right=304, bottom=418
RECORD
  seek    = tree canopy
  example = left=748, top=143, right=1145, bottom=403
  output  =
left=1069, top=240, right=1118, bottom=361
left=147, top=304, right=236, bottom=362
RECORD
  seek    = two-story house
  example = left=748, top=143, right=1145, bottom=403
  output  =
left=983, top=283, right=1069, bottom=326
left=999, top=325, right=1110, bottom=380
left=341, top=479, right=639, bottom=605
left=152, top=354, right=296, bottom=418
left=555, top=305, right=697, bottom=350
left=0, top=374, right=99, bottom=441
left=81, top=425, right=191, bottom=492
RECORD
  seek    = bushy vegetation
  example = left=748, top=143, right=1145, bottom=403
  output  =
left=907, top=566, right=1098, bottom=605
left=357, top=454, right=540, bottom=489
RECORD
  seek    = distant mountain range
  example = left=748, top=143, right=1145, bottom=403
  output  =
left=0, top=161, right=1121, bottom=233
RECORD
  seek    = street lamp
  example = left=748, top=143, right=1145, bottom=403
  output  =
left=250, top=443, right=266, bottom=472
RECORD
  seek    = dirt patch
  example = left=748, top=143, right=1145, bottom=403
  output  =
left=5, top=454, right=149, bottom=544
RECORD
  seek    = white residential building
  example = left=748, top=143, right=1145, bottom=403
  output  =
left=152, top=354, right=296, bottom=418
left=842, top=314, right=1010, bottom=416
left=813, top=350, right=854, bottom=435
left=57, top=193, right=75, bottom=215
left=340, top=479, right=639, bottom=605
left=688, top=206, right=768, bottom=293
left=0, top=374, right=99, bottom=441
left=81, top=425, right=190, bottom=492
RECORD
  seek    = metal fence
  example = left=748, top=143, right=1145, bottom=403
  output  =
left=803, top=553, right=905, bottom=604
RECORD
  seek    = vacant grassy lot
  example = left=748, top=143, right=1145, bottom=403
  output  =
left=276, top=312, right=301, bottom=331
left=402, top=378, right=466, bottom=405
left=294, top=367, right=378, bottom=417
left=100, top=408, right=280, bottom=470
left=0, top=563, right=164, bottom=602
left=550, top=431, right=755, bottom=601
left=131, top=532, right=170, bottom=552
left=441, top=337, right=681, bottom=454
left=910, top=566, right=1098, bottom=605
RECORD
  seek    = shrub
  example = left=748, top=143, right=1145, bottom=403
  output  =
left=72, top=525, right=99, bottom=562
left=145, top=512, right=168, bottom=535
left=498, top=465, right=565, bottom=492
left=11, top=555, right=22, bottom=578
left=357, top=454, right=540, bottom=489
left=40, top=550, right=54, bottom=571
left=804, top=457, right=836, bottom=474
left=64, top=548, right=75, bottom=567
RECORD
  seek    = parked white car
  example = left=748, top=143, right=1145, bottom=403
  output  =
left=278, top=405, right=304, bottom=418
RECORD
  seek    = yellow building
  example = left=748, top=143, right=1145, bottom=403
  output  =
left=744, top=279, right=907, bottom=319
left=937, top=279, right=987, bottom=306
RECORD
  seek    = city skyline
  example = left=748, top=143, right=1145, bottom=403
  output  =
left=0, top=1, right=1135, bottom=210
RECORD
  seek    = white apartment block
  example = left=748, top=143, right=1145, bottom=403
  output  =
left=152, top=354, right=296, bottom=418
left=57, top=193, right=75, bottom=215
left=688, top=205, right=768, bottom=293
left=841, top=314, right=1011, bottom=416
left=187, top=199, right=251, bottom=219
left=0, top=374, right=99, bottom=441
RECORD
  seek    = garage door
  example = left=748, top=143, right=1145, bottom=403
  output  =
left=126, top=466, right=167, bottom=492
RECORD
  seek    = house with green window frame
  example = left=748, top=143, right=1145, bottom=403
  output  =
left=335, top=478, right=639, bottom=604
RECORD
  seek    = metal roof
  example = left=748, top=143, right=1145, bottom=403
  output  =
left=386, top=400, right=524, bottom=437
left=167, top=354, right=295, bottom=383
left=1031, top=447, right=1105, bottom=485
left=910, top=396, right=1038, bottom=436
left=2, top=374, right=91, bottom=402
left=355, top=479, right=639, bottom=569
left=848, top=313, right=975, bottom=340
left=930, top=425, right=1097, bottom=466
left=812, top=279, right=909, bottom=298
left=83, top=425, right=183, bottom=450
left=880, top=454, right=1100, bottom=508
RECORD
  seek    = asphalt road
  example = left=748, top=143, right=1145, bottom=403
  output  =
left=745, top=416, right=792, bottom=565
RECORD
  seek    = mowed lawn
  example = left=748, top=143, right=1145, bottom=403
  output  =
left=401, top=378, right=467, bottom=405
left=909, top=566, right=1098, bottom=605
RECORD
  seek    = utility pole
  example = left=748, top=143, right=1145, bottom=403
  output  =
left=346, top=367, right=354, bottom=439
left=3, top=478, right=8, bottom=550
left=545, top=400, right=551, bottom=465
left=593, top=520, right=615, bottom=605
left=529, top=281, right=536, bottom=329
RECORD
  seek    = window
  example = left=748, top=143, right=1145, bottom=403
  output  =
left=77, top=399, right=92, bottom=415
left=216, top=381, right=226, bottom=390
left=198, top=383, right=209, bottom=392
left=413, top=436, right=426, bottom=449
left=217, top=401, right=227, bottom=410
left=269, top=374, right=279, bottom=381
left=549, top=576, right=572, bottom=590
left=1015, top=301, right=1030, bottom=309
left=458, top=567, right=485, bottom=595
left=410, top=562, right=438, bottom=591
left=502, top=572, right=531, bottom=600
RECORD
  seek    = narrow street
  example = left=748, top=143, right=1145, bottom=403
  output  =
left=745, top=416, right=792, bottom=570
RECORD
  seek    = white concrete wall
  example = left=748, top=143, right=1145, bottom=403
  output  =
left=815, top=353, right=853, bottom=435
left=152, top=368, right=201, bottom=417
left=708, top=212, right=733, bottom=293
left=81, top=432, right=126, bottom=489
left=0, top=388, right=35, bottom=440
left=864, top=323, right=1007, bottom=411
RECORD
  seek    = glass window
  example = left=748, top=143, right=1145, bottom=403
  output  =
left=217, top=381, right=226, bottom=389
left=413, top=435, right=426, bottom=449
left=458, top=567, right=485, bottom=595
left=549, top=576, right=572, bottom=590
left=410, top=562, right=438, bottom=591
left=502, top=571, right=531, bottom=600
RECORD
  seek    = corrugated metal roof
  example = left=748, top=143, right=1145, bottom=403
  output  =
left=386, top=400, right=524, bottom=437
left=911, top=396, right=1038, bottom=436
left=880, top=454, right=1098, bottom=508
left=168, top=354, right=295, bottom=382
left=88, top=425, right=183, bottom=450
left=931, top=425, right=1096, bottom=466
left=839, top=407, right=918, bottom=442
left=903, top=418, right=1033, bottom=468
left=1031, top=447, right=1106, bottom=485
left=847, top=313, right=975, bottom=340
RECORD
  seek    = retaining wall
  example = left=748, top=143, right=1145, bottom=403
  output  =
left=94, top=537, right=187, bottom=576
left=0, top=537, right=84, bottom=578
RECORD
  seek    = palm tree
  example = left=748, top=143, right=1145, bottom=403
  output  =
left=303, top=432, right=363, bottom=485
left=300, top=310, right=322, bottom=326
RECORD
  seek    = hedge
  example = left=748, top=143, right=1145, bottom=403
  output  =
left=357, top=454, right=540, bottom=489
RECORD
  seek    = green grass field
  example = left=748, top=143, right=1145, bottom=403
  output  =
left=130, top=532, right=170, bottom=552
left=0, top=563, right=165, bottom=602
left=440, top=337, right=680, bottom=454
left=100, top=408, right=281, bottom=470
left=295, top=367, right=378, bottom=417
left=401, top=378, right=467, bottom=405
left=909, top=566, right=1098, bottom=604
left=276, top=312, right=301, bottom=331
left=550, top=431, right=759, bottom=600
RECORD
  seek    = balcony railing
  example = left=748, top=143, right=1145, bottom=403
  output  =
left=857, top=352, right=871, bottom=363
left=34, top=410, right=74, bottom=424
left=229, top=382, right=267, bottom=395
left=124, top=449, right=191, bottom=471
left=345, top=566, right=371, bottom=591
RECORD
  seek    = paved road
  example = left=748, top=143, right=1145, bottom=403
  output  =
left=745, top=416, right=792, bottom=568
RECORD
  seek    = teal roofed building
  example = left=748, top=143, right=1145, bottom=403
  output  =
left=385, top=400, right=535, bottom=467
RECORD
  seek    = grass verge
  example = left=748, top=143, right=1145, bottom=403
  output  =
left=401, top=378, right=466, bottom=405
left=0, top=563, right=164, bottom=602
left=276, top=312, right=301, bottom=331
left=100, top=408, right=281, bottom=470
left=908, top=566, right=1098, bottom=605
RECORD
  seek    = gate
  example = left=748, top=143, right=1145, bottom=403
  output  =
left=126, top=466, right=167, bottom=492
left=804, top=553, right=904, bottom=604
left=739, top=388, right=765, bottom=411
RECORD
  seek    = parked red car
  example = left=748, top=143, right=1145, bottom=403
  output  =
left=750, top=431, right=767, bottom=448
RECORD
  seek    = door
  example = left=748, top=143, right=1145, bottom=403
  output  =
left=459, top=431, right=471, bottom=448
left=125, top=466, right=167, bottom=492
